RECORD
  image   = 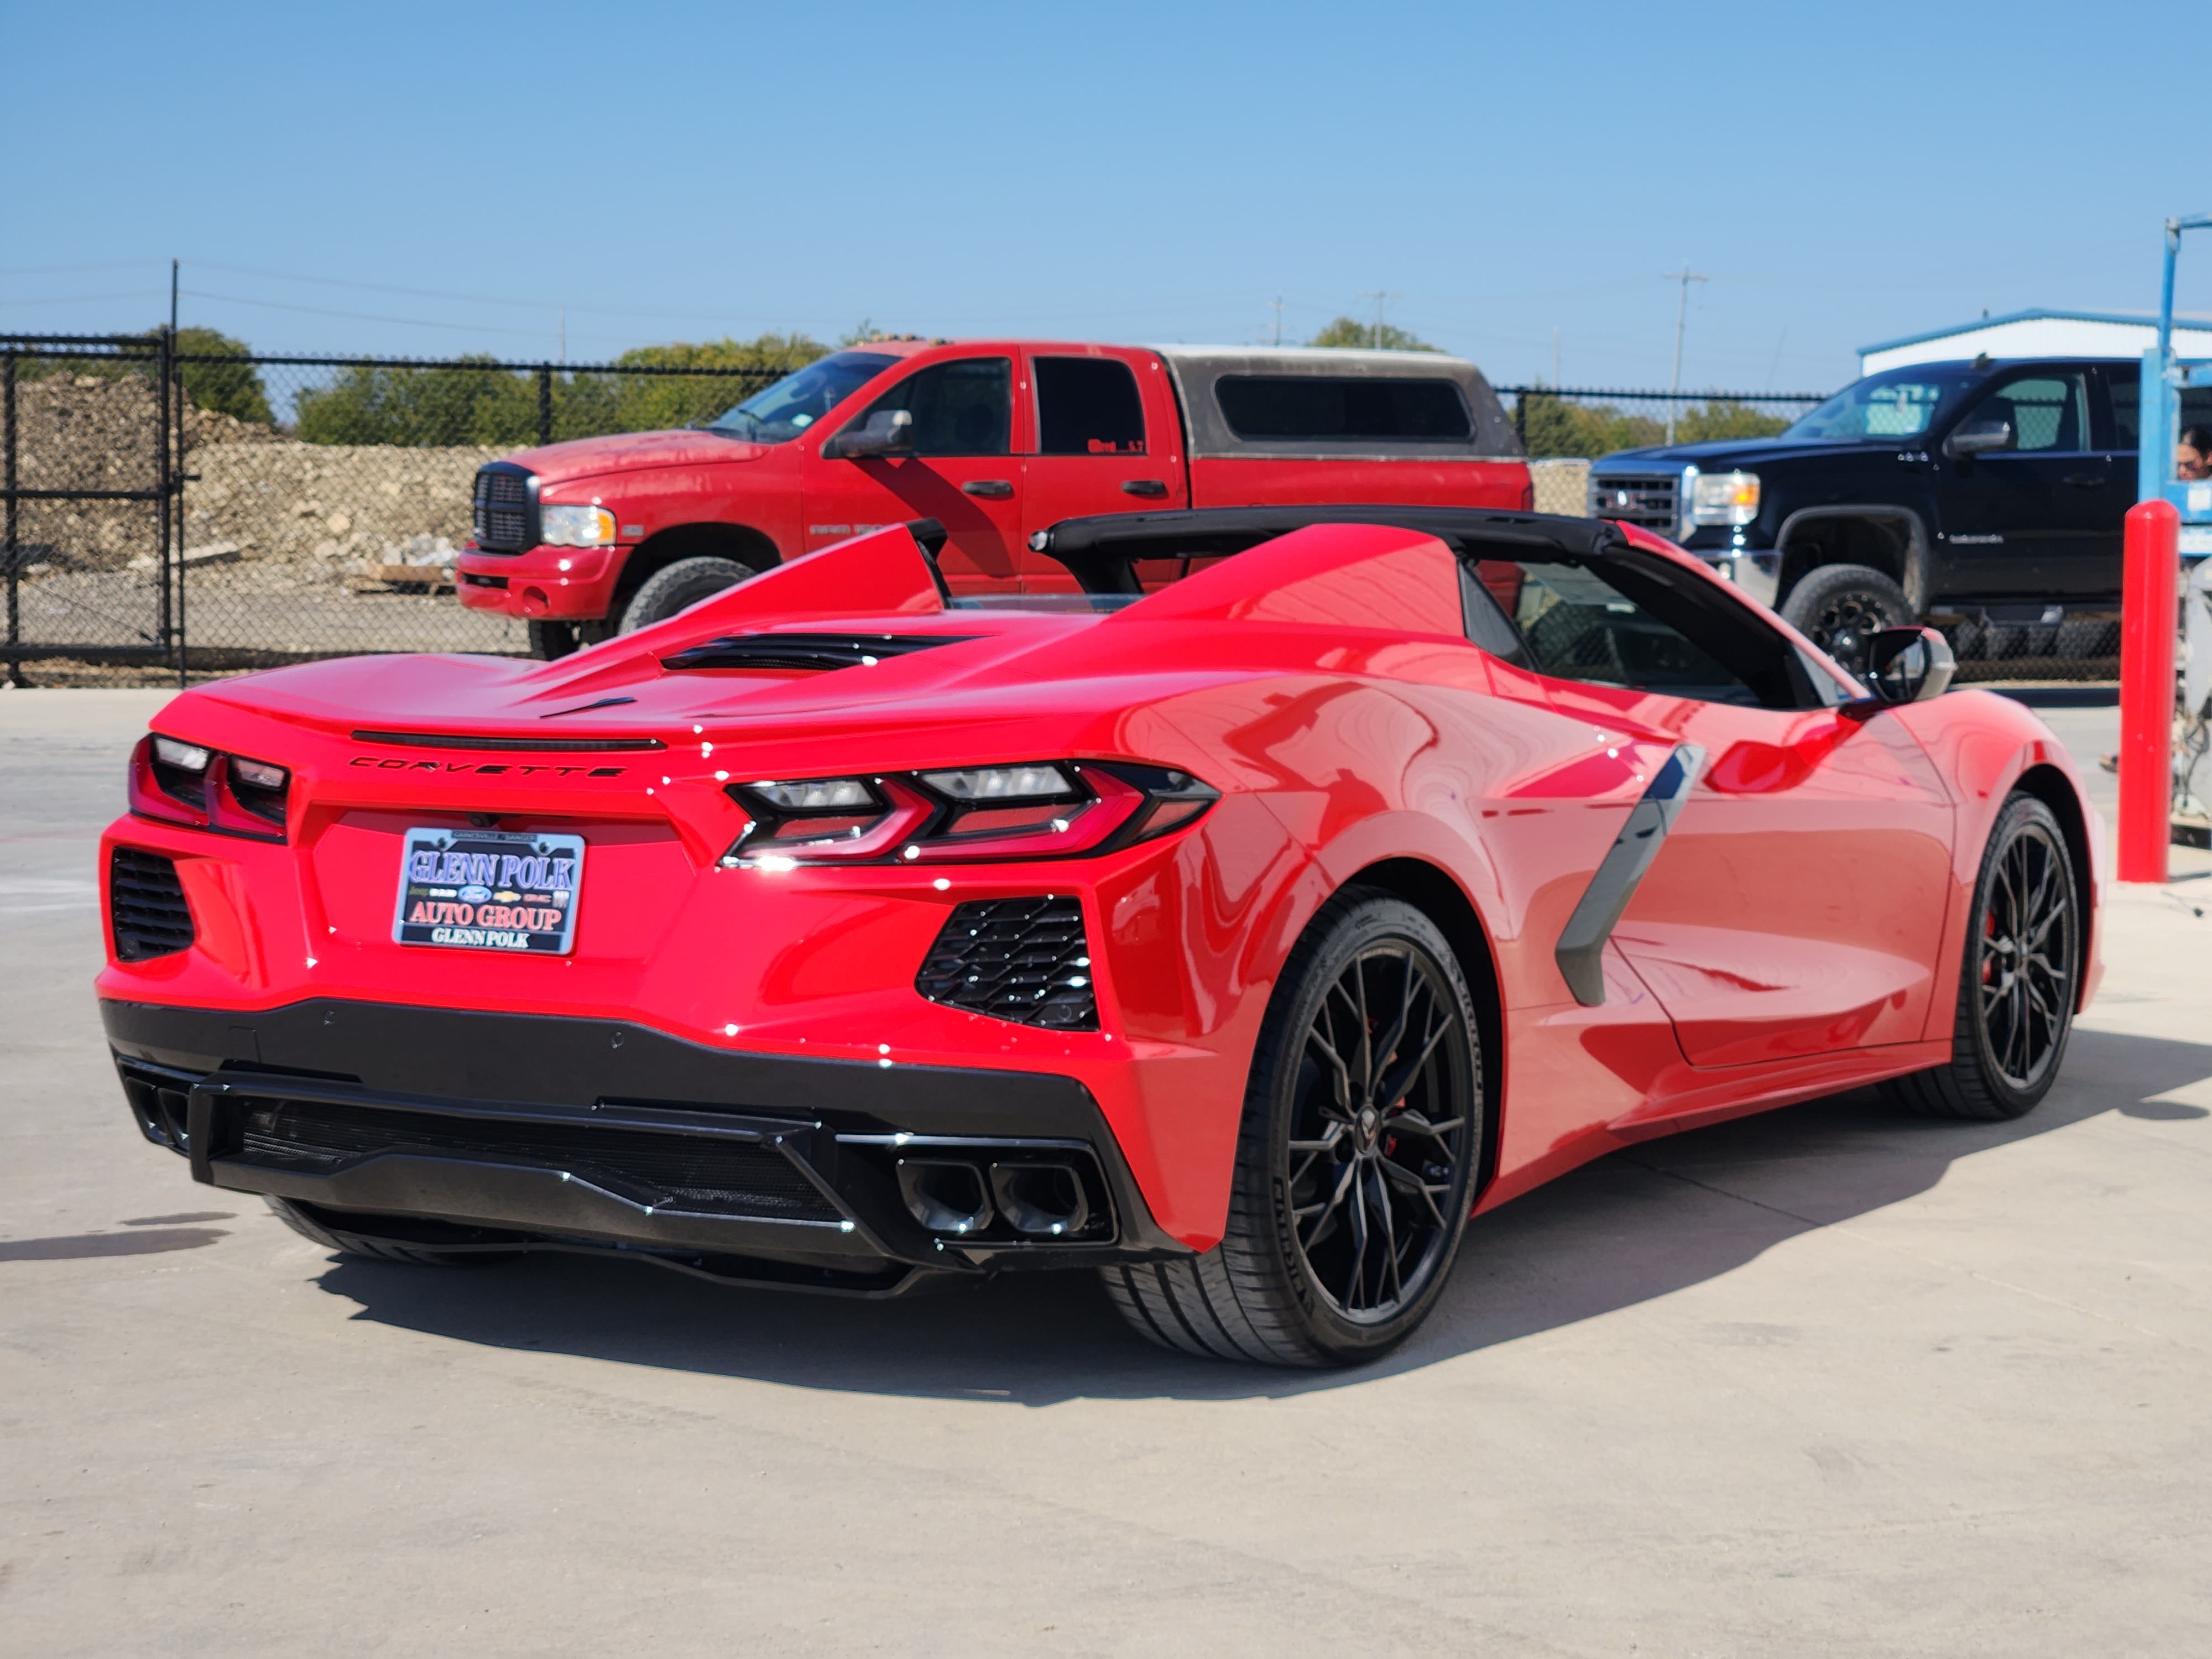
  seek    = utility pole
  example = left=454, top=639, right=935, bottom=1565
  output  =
left=1358, top=290, right=1401, bottom=348
left=1270, top=295, right=1284, bottom=347
left=1664, top=263, right=1707, bottom=444
left=170, top=259, right=179, bottom=337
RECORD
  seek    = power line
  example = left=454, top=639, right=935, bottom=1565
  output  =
left=0, top=290, right=166, bottom=309
left=181, top=289, right=559, bottom=338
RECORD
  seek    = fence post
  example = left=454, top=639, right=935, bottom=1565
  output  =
left=3, top=348, right=17, bottom=688
left=2119, top=497, right=2180, bottom=881
left=537, top=367, right=553, bottom=447
left=1514, top=392, right=1527, bottom=456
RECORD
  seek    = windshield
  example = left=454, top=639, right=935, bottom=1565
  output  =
left=1781, top=365, right=1985, bottom=443
left=708, top=351, right=898, bottom=442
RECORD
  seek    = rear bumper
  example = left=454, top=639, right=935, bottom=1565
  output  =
left=103, top=997, right=1186, bottom=1291
left=456, top=545, right=625, bottom=620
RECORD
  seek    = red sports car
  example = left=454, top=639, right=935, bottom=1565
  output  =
left=98, top=508, right=2100, bottom=1366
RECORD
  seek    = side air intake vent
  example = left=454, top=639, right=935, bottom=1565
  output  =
left=916, top=896, right=1098, bottom=1030
left=661, top=633, right=979, bottom=672
left=109, top=846, right=195, bottom=962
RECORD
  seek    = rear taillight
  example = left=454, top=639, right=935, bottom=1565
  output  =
left=129, top=734, right=290, bottom=841
left=721, top=761, right=1217, bottom=867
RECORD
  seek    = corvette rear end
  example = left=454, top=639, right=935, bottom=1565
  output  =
left=98, top=507, right=2101, bottom=1364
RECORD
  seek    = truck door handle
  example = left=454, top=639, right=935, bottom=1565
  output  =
left=961, top=479, right=1013, bottom=498
left=1120, top=479, right=1169, bottom=498
left=2062, top=472, right=2107, bottom=488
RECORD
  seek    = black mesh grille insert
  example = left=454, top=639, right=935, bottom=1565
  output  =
left=109, top=846, right=195, bottom=962
left=233, top=1097, right=841, bottom=1222
left=472, top=466, right=532, bottom=551
left=915, top=896, right=1098, bottom=1030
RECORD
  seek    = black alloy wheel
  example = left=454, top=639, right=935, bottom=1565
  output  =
left=1887, top=792, right=2079, bottom=1120
left=1780, top=562, right=1915, bottom=681
left=1102, top=890, right=1481, bottom=1365
left=1284, top=934, right=1472, bottom=1321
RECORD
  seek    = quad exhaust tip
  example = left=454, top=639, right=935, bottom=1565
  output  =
left=989, top=1161, right=1089, bottom=1238
left=895, top=1156, right=1092, bottom=1239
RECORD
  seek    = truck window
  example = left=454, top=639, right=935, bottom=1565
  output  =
left=1035, top=357, right=1146, bottom=455
left=1213, top=377, right=1472, bottom=442
left=1780, top=367, right=1979, bottom=441
left=854, top=358, right=1012, bottom=456
left=1961, top=372, right=2090, bottom=452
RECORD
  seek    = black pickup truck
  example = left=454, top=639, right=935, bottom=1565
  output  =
left=1586, top=357, right=2154, bottom=674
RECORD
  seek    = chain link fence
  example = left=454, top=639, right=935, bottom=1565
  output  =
left=2, top=337, right=782, bottom=684
left=0, top=346, right=2128, bottom=686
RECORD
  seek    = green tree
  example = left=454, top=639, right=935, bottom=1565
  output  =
left=604, top=332, right=830, bottom=433
left=1514, top=393, right=1663, bottom=458
left=1673, top=399, right=1790, bottom=444
left=1308, top=315, right=1440, bottom=352
left=294, top=357, right=528, bottom=446
left=290, top=335, right=837, bottom=448
left=168, top=327, right=272, bottom=424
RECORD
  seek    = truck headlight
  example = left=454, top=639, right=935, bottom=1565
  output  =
left=540, top=505, right=617, bottom=547
left=1689, top=471, right=1760, bottom=528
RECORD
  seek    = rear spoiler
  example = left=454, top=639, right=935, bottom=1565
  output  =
left=1029, top=506, right=1629, bottom=594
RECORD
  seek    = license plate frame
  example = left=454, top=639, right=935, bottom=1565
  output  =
left=392, top=826, right=586, bottom=956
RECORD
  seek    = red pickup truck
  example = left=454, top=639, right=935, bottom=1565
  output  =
left=457, top=338, right=1531, bottom=655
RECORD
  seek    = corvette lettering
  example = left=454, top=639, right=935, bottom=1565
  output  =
left=349, top=758, right=626, bottom=776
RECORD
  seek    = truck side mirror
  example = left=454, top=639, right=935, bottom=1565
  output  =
left=1945, top=416, right=2013, bottom=457
left=1863, top=626, right=1955, bottom=703
left=820, top=408, right=913, bottom=460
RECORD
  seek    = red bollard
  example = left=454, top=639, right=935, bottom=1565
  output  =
left=2119, top=498, right=2180, bottom=882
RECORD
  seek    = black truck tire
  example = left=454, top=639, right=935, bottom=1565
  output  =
left=1779, top=563, right=1914, bottom=679
left=1100, top=889, right=1482, bottom=1366
left=618, top=555, right=758, bottom=633
left=1883, top=793, right=2080, bottom=1121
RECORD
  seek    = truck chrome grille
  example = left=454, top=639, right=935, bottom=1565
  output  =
left=471, top=466, right=534, bottom=552
left=1588, top=472, right=1678, bottom=533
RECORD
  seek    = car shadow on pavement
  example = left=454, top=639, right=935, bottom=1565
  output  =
left=314, top=1024, right=2212, bottom=1404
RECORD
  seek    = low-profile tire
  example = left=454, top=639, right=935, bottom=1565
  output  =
left=1780, top=562, right=1914, bottom=679
left=618, top=555, right=757, bottom=633
left=1102, top=887, right=1483, bottom=1367
left=264, top=1196, right=521, bottom=1267
left=1884, top=792, right=2080, bottom=1121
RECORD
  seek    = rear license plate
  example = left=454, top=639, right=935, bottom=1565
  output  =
left=392, top=826, right=586, bottom=955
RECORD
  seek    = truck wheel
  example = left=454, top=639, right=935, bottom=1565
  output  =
left=528, top=620, right=577, bottom=660
left=1883, top=792, right=2079, bottom=1121
left=1780, top=563, right=1914, bottom=679
left=264, top=1196, right=522, bottom=1266
left=1100, top=889, right=1482, bottom=1366
left=619, top=555, right=758, bottom=633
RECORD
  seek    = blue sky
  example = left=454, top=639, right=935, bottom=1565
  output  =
left=8, top=0, right=2209, bottom=392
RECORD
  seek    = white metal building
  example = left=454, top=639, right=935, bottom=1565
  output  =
left=1859, top=308, right=2212, bottom=374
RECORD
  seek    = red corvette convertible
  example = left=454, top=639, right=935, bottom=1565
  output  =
left=98, top=507, right=2100, bottom=1365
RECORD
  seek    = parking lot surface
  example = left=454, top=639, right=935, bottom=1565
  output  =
left=4, top=687, right=2208, bottom=1658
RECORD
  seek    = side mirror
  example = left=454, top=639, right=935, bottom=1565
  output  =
left=1863, top=625, right=1955, bottom=704
left=1945, top=416, right=2013, bottom=457
left=820, top=408, right=912, bottom=460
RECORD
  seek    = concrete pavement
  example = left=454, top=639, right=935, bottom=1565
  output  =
left=3, top=687, right=2208, bottom=1657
